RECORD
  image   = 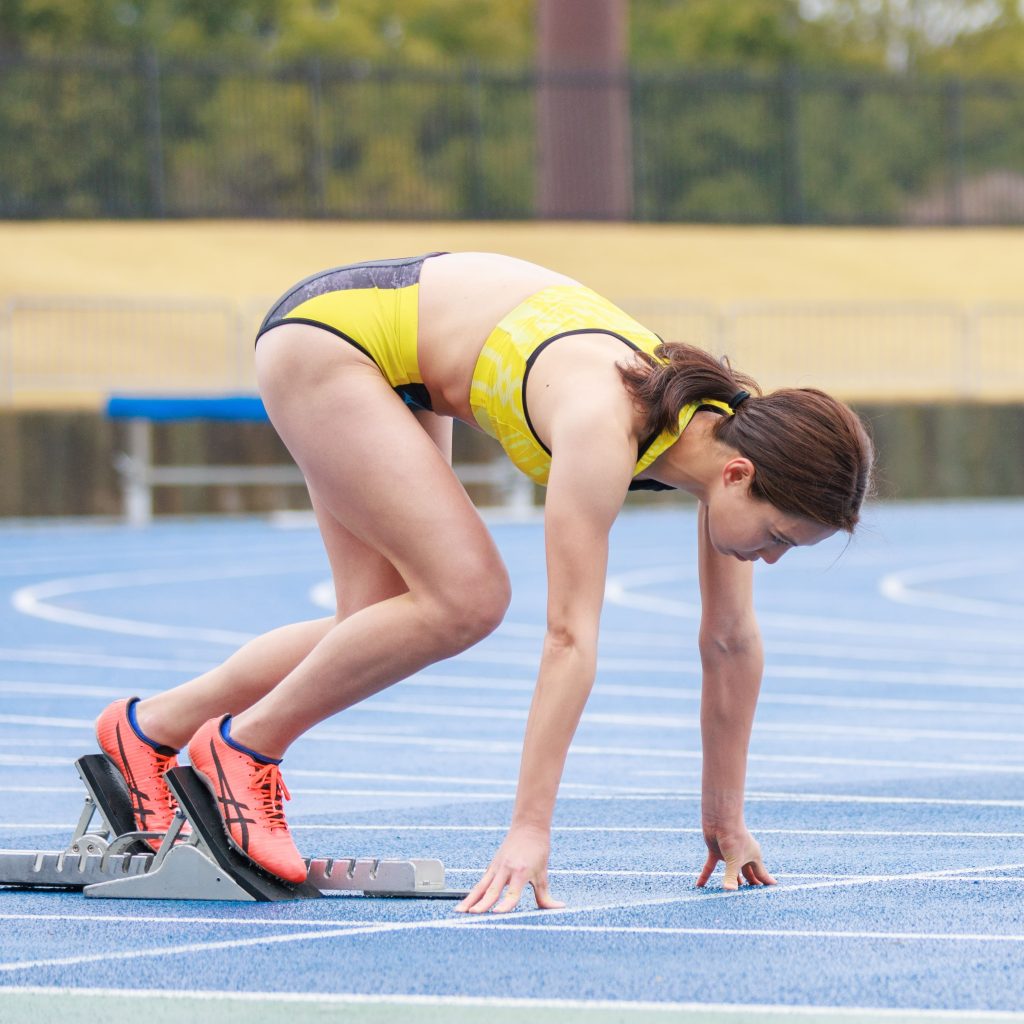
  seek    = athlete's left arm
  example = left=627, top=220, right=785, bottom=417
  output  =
left=456, top=412, right=634, bottom=914
left=694, top=502, right=777, bottom=890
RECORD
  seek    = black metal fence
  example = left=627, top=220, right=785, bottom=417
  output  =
left=2, top=51, right=1023, bottom=223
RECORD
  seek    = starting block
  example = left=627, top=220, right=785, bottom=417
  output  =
left=0, top=755, right=468, bottom=902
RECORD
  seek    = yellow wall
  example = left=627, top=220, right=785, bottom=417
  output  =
left=3, top=222, right=1023, bottom=406
left=4, top=220, right=1024, bottom=304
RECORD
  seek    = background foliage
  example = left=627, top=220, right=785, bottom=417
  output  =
left=1, top=1, right=1023, bottom=222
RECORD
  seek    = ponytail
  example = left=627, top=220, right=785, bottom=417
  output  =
left=618, top=342, right=874, bottom=533
left=618, top=342, right=760, bottom=439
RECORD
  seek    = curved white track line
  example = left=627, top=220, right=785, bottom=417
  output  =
left=880, top=559, right=1024, bottom=620
left=12, top=556, right=1024, bottom=658
left=605, top=564, right=1024, bottom=646
left=10, top=563, right=320, bottom=643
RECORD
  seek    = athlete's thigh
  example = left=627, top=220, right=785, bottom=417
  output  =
left=258, top=331, right=497, bottom=591
left=308, top=404, right=452, bottom=617
left=412, top=407, right=453, bottom=464
left=309, top=488, right=406, bottom=619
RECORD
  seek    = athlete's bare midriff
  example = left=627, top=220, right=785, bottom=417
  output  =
left=416, top=252, right=579, bottom=421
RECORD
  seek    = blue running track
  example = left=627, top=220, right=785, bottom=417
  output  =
left=0, top=500, right=1022, bottom=1023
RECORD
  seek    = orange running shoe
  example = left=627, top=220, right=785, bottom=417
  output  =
left=95, top=697, right=182, bottom=852
left=187, top=716, right=307, bottom=885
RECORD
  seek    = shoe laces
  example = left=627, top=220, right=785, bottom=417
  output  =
left=139, top=748, right=179, bottom=816
left=250, top=761, right=291, bottom=834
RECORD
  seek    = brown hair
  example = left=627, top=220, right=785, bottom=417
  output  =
left=618, top=342, right=874, bottom=532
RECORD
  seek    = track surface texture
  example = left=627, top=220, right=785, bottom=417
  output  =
left=0, top=501, right=1022, bottom=1022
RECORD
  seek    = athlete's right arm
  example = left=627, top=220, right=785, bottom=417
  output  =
left=456, top=408, right=635, bottom=914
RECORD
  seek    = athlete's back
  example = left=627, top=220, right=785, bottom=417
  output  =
left=417, top=252, right=580, bottom=419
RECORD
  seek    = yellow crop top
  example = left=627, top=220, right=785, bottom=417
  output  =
left=470, top=285, right=733, bottom=489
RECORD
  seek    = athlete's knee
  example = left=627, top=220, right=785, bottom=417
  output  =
left=466, top=568, right=512, bottom=640
left=424, top=562, right=511, bottom=651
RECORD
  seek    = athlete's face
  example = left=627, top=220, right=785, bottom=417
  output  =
left=707, top=458, right=837, bottom=564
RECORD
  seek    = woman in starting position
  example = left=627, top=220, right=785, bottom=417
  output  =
left=95, top=252, right=872, bottom=913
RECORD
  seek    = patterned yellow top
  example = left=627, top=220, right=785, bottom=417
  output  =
left=470, top=285, right=733, bottom=488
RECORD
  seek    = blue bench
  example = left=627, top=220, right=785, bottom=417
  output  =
left=107, top=394, right=304, bottom=526
left=107, top=395, right=272, bottom=423
left=107, top=394, right=534, bottom=526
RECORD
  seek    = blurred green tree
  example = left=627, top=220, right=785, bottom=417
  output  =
left=0, top=0, right=534, bottom=64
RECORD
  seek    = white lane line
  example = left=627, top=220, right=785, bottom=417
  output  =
left=463, top=870, right=1024, bottom=884
left=0, top=648, right=212, bottom=672
left=604, top=565, right=1024, bottom=646
left=304, top=730, right=1024, bottom=775
left=4, top=860, right=1021, bottom=973
left=13, top=556, right=1024, bottom=658
left=6, top=824, right=1024, bottom=840
left=0, top=761, right=793, bottom=781
left=10, top=653, right=1023, bottom=705
left=300, top=701, right=1024, bottom=745
left=1, top=867, right=1016, bottom=922
left=4, top=717, right=1024, bottom=776
left=0, top=714, right=94, bottom=730
left=281, top=825, right=1024, bottom=839
left=0, top=924, right=402, bottom=973
left=15, top=705, right=1024, bottom=748
left=758, top=639, right=1024, bottom=668
left=2, top=779, right=1022, bottom=809
left=10, top=563, right=323, bottom=644
left=0, top=824, right=76, bottom=830
left=286, top=770, right=692, bottom=795
left=0, top=755, right=71, bottom=767
left=0, top=682, right=161, bottom=701
left=386, top=859, right=1024, bottom=936
left=579, top=714, right=1024, bottom=744
left=412, top=676, right=1024, bottom=715
left=1, top=628, right=1020, bottom=673
left=6, top=987, right=1024, bottom=1020
left=741, top=791, right=1024, bottom=809
left=0, top=538, right=321, bottom=575
left=428, top=923, right=1024, bottom=943
left=0, top=913, right=365, bottom=927
left=4, top=716, right=1024, bottom=778
left=3, top=915, right=1024, bottom=945
left=8, top=871, right=1024, bottom=928
left=4, top=785, right=516, bottom=799
left=881, top=559, right=1024, bottom=620
left=501, top=620, right=1024, bottom=668
left=0, top=739, right=128, bottom=749
left=441, top=657, right=1024, bottom=690
left=5, top=675, right=1024, bottom=715
left=2, top=620, right=1022, bottom=675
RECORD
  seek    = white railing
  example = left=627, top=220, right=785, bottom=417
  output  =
left=2, top=296, right=1023, bottom=404
left=114, top=415, right=534, bottom=526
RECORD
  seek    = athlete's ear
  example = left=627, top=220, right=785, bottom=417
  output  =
left=722, top=457, right=755, bottom=488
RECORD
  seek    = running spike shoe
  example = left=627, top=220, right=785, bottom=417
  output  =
left=187, top=716, right=307, bottom=885
left=95, top=697, right=182, bottom=852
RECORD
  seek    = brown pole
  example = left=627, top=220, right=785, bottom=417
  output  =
left=536, top=0, right=633, bottom=220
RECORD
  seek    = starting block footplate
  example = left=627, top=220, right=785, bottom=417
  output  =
left=0, top=755, right=468, bottom=902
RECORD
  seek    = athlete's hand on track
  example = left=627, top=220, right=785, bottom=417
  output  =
left=456, top=825, right=566, bottom=914
left=697, top=824, right=777, bottom=890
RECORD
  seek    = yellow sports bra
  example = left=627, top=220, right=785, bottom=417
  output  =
left=470, top=285, right=733, bottom=489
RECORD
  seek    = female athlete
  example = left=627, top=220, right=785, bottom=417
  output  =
left=95, top=251, right=873, bottom=913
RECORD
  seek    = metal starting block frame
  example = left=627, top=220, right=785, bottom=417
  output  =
left=0, top=755, right=467, bottom=903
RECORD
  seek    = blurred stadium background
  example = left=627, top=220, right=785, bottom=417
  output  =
left=1, top=0, right=1023, bottom=517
